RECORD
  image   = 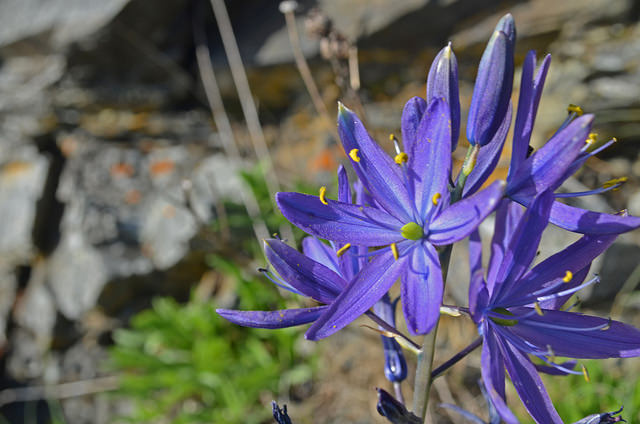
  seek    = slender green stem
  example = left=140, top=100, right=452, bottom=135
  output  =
left=451, top=144, right=479, bottom=202
left=412, top=144, right=479, bottom=421
left=412, top=245, right=452, bottom=421
left=430, top=337, right=482, bottom=380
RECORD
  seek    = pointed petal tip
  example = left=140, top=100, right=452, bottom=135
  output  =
left=579, top=113, right=595, bottom=126
left=497, top=13, right=515, bottom=31
left=337, top=101, right=351, bottom=116
left=444, top=42, right=453, bottom=57
left=500, top=13, right=514, bottom=22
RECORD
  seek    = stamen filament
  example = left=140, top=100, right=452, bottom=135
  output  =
left=536, top=355, right=582, bottom=376
left=523, top=318, right=611, bottom=332
left=555, top=183, right=624, bottom=198
left=259, top=268, right=303, bottom=296
left=535, top=276, right=599, bottom=303
left=578, top=137, right=617, bottom=156
left=390, top=134, right=401, bottom=155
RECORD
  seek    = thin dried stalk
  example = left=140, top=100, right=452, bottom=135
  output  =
left=0, top=376, right=119, bottom=407
left=209, top=0, right=295, bottom=243
left=280, top=2, right=331, bottom=122
left=193, top=23, right=269, bottom=243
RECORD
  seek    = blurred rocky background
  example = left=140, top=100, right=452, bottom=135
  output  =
left=0, top=0, right=639, bottom=423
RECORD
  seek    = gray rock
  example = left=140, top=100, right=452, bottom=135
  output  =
left=140, top=194, right=197, bottom=269
left=0, top=150, right=49, bottom=263
left=0, top=0, right=129, bottom=51
left=48, top=230, right=108, bottom=320
left=6, top=329, right=51, bottom=380
left=13, top=261, right=57, bottom=344
left=0, top=266, right=16, bottom=346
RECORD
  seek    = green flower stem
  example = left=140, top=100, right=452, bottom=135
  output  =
left=412, top=245, right=453, bottom=422
left=412, top=143, right=477, bottom=421
left=451, top=144, right=479, bottom=203
left=430, top=336, right=482, bottom=380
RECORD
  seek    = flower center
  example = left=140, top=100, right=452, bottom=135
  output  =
left=489, top=307, right=518, bottom=326
left=400, top=222, right=423, bottom=240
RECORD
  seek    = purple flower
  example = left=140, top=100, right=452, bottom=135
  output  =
left=216, top=167, right=362, bottom=334
left=426, top=43, right=460, bottom=151
left=466, top=14, right=515, bottom=147
left=215, top=237, right=340, bottom=332
left=374, top=293, right=407, bottom=383
left=465, top=48, right=640, bottom=234
left=218, top=166, right=409, bottom=371
left=277, top=101, right=504, bottom=336
left=376, top=388, right=421, bottom=424
left=572, top=407, right=625, bottom=424
left=468, top=191, right=640, bottom=423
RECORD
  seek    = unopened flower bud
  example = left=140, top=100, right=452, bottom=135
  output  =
left=467, top=14, right=515, bottom=146
left=427, top=43, right=460, bottom=151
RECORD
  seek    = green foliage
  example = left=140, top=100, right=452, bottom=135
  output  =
left=210, top=164, right=313, bottom=254
left=109, top=257, right=314, bottom=424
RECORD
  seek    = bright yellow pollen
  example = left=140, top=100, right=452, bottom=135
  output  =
left=562, top=270, right=573, bottom=283
left=586, top=133, right=597, bottom=144
left=319, top=186, right=328, bottom=205
left=603, top=177, right=628, bottom=189
left=394, top=152, right=408, bottom=165
left=581, top=364, right=590, bottom=382
left=534, top=302, right=544, bottom=316
left=336, top=243, right=351, bottom=257
left=389, top=133, right=396, bottom=142
left=390, top=243, right=399, bottom=261
left=567, top=104, right=584, bottom=116
left=349, top=148, right=360, bottom=162
left=432, top=192, right=441, bottom=206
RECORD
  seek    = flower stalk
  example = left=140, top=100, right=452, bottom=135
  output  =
left=412, top=245, right=453, bottom=421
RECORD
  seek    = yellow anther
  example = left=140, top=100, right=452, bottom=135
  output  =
left=603, top=177, right=628, bottom=189
left=336, top=243, right=351, bottom=257
left=319, top=186, right=328, bottom=205
left=389, top=133, right=396, bottom=142
left=390, top=243, right=399, bottom=261
left=586, top=133, right=598, bottom=144
left=581, top=364, right=590, bottom=383
left=562, top=270, right=573, bottom=283
left=432, top=192, right=441, bottom=206
left=567, top=104, right=584, bottom=116
left=394, top=152, right=408, bottom=165
left=534, top=302, right=544, bottom=316
left=349, top=148, right=361, bottom=162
